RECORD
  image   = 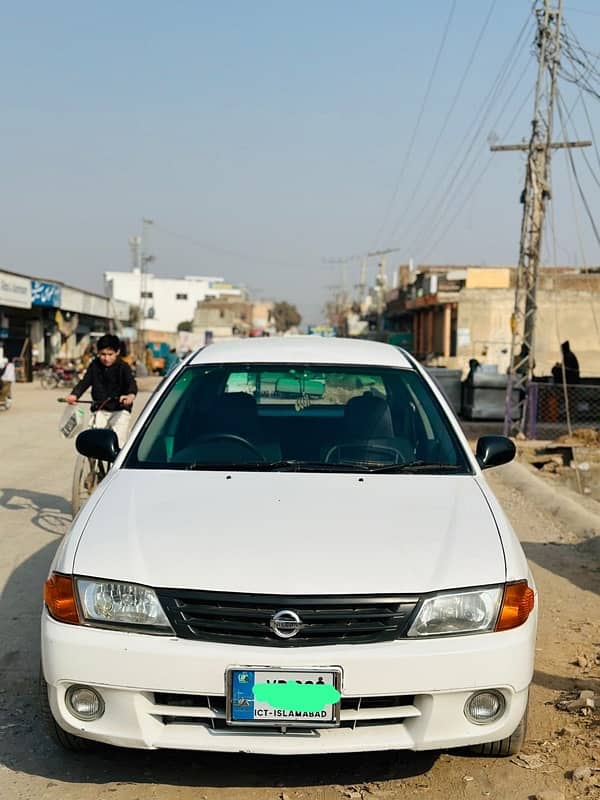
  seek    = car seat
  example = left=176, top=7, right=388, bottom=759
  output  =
left=323, top=392, right=413, bottom=465
left=173, top=392, right=280, bottom=463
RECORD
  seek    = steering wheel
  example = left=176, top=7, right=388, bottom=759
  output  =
left=324, top=442, right=407, bottom=466
left=193, top=433, right=266, bottom=462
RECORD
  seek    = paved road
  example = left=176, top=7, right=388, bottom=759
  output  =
left=0, top=383, right=598, bottom=800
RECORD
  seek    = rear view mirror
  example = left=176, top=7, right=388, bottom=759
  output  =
left=76, top=429, right=120, bottom=462
left=475, top=435, right=516, bottom=470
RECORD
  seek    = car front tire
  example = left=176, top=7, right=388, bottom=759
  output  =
left=39, top=670, right=96, bottom=753
left=469, top=697, right=528, bottom=756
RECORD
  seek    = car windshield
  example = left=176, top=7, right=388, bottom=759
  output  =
left=124, top=364, right=472, bottom=473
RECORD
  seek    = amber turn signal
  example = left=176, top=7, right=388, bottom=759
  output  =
left=44, top=573, right=80, bottom=624
left=495, top=580, right=535, bottom=631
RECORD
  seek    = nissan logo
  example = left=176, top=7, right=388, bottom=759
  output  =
left=269, top=610, right=304, bottom=639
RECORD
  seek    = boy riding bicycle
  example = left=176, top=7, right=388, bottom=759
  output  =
left=66, top=334, right=137, bottom=447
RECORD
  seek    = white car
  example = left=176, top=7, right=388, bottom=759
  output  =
left=41, top=337, right=536, bottom=757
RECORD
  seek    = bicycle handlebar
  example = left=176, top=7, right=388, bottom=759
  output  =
left=58, top=398, right=93, bottom=404
left=57, top=397, right=121, bottom=405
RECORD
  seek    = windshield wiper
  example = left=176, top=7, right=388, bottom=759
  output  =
left=263, top=460, right=370, bottom=473
left=184, top=460, right=370, bottom=473
left=166, top=460, right=465, bottom=474
left=184, top=462, right=270, bottom=471
left=367, top=461, right=467, bottom=474
left=182, top=461, right=363, bottom=472
left=261, top=460, right=468, bottom=474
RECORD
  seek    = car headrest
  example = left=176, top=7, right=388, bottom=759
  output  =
left=212, top=392, right=261, bottom=440
left=344, top=393, right=394, bottom=439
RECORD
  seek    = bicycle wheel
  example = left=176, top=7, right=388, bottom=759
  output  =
left=71, top=455, right=99, bottom=516
left=41, top=374, right=58, bottom=390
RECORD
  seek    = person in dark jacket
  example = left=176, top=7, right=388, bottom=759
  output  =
left=551, top=340, right=580, bottom=385
left=66, top=334, right=138, bottom=446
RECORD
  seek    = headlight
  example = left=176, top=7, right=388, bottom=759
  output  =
left=76, top=578, right=173, bottom=634
left=407, top=587, right=503, bottom=637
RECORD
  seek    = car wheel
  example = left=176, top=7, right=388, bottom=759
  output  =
left=470, top=698, right=528, bottom=756
left=39, top=670, right=96, bottom=752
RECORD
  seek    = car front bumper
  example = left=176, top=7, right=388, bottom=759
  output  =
left=41, top=610, right=536, bottom=754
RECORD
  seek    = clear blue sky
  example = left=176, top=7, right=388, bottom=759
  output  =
left=1, top=1, right=599, bottom=325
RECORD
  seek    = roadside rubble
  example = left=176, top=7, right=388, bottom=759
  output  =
left=556, top=689, right=597, bottom=714
left=518, top=427, right=600, bottom=501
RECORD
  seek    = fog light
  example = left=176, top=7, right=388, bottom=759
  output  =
left=65, top=685, right=105, bottom=721
left=464, top=690, right=505, bottom=724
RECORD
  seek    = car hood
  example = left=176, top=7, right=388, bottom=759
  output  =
left=73, top=470, right=506, bottom=594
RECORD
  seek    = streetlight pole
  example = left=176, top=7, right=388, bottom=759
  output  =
left=139, top=218, right=154, bottom=352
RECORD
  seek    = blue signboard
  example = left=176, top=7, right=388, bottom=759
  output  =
left=31, top=280, right=61, bottom=307
left=308, top=324, right=336, bottom=337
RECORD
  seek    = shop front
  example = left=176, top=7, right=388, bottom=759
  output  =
left=0, top=270, right=34, bottom=380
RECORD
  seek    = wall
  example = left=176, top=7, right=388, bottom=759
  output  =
left=454, top=289, right=514, bottom=374
left=536, top=288, right=600, bottom=377
left=251, top=301, right=274, bottom=330
left=440, top=286, right=600, bottom=378
left=465, top=268, right=511, bottom=289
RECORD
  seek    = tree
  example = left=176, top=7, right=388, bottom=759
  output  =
left=177, top=320, right=193, bottom=332
left=272, top=301, right=301, bottom=333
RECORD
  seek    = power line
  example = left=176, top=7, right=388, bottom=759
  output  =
left=407, top=61, right=535, bottom=260
left=385, top=13, right=535, bottom=258
left=579, top=89, right=600, bottom=175
left=545, top=208, right=578, bottom=444
left=568, top=6, right=600, bottom=18
left=557, top=92, right=600, bottom=249
left=555, top=90, right=600, bottom=342
left=382, top=0, right=498, bottom=247
left=371, top=0, right=458, bottom=249
left=418, top=84, right=535, bottom=263
left=150, top=222, right=310, bottom=271
left=560, top=21, right=600, bottom=99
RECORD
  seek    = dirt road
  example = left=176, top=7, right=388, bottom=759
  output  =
left=0, top=384, right=598, bottom=800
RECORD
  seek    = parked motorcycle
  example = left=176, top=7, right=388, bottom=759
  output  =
left=40, top=365, right=81, bottom=390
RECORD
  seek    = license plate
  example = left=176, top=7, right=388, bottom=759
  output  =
left=226, top=667, right=342, bottom=727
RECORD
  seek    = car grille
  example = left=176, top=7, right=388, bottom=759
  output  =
left=152, top=692, right=420, bottom=730
left=155, top=590, right=419, bottom=646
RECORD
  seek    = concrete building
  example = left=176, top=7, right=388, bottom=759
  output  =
left=175, top=299, right=275, bottom=352
left=192, top=297, right=254, bottom=343
left=250, top=301, right=275, bottom=336
left=0, top=268, right=130, bottom=378
left=104, top=269, right=244, bottom=335
left=384, top=264, right=600, bottom=378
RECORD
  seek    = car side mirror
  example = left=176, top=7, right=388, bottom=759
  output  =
left=475, top=435, right=515, bottom=470
left=76, top=428, right=120, bottom=462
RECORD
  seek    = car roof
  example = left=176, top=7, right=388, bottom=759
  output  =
left=188, top=336, right=413, bottom=369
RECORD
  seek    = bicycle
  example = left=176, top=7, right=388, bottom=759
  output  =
left=71, top=437, right=110, bottom=516
left=59, top=398, right=122, bottom=516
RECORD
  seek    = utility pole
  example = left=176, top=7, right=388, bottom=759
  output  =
left=367, top=248, right=400, bottom=335
left=490, top=0, right=589, bottom=435
left=358, top=256, right=368, bottom=308
left=138, top=218, right=154, bottom=352
left=323, top=246, right=401, bottom=335
left=375, top=256, right=388, bottom=333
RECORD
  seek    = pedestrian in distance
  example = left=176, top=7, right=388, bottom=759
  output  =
left=65, top=334, right=138, bottom=447
left=0, top=357, right=16, bottom=408
left=551, top=340, right=580, bottom=385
